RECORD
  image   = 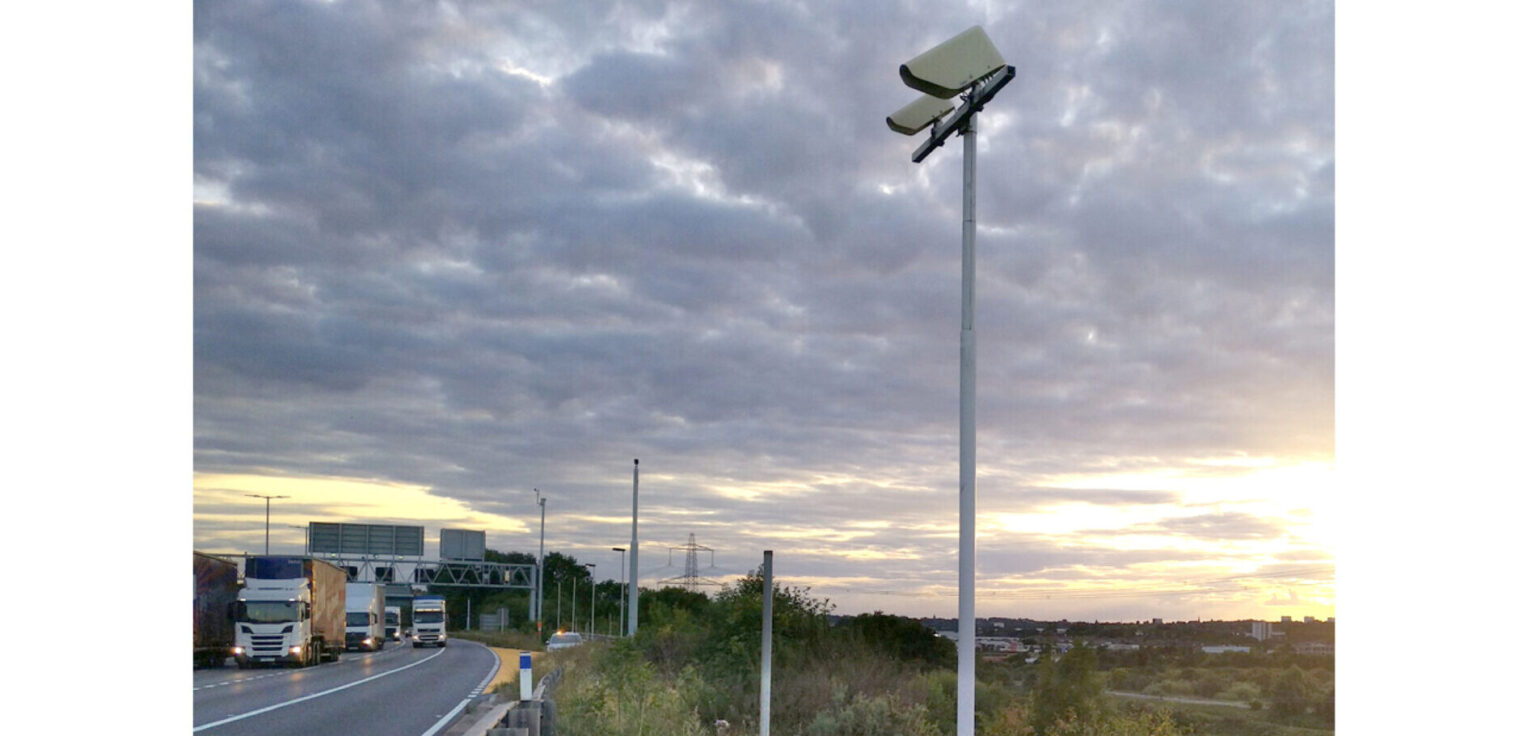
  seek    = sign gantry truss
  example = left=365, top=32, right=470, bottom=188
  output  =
left=213, top=552, right=537, bottom=591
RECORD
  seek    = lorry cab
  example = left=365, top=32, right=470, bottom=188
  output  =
left=233, top=556, right=344, bottom=668
left=411, top=596, right=448, bottom=648
left=234, top=578, right=318, bottom=667
left=344, top=583, right=386, bottom=651
left=385, top=606, right=402, bottom=641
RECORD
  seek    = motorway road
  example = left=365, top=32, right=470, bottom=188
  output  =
left=193, top=639, right=500, bottom=736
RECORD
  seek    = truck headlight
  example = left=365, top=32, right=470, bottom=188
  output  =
left=363, top=638, right=372, bottom=646
left=233, top=646, right=244, bottom=656
left=290, top=646, right=303, bottom=655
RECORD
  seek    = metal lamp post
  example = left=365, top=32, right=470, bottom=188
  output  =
left=534, top=490, right=546, bottom=631
left=612, top=546, right=627, bottom=636
left=245, top=494, right=289, bottom=555
left=886, top=25, right=1015, bottom=736
left=628, top=459, right=639, bottom=637
left=584, top=562, right=596, bottom=637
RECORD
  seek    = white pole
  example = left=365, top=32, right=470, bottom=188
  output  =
left=537, top=494, right=546, bottom=631
left=957, top=110, right=978, bottom=736
left=613, top=547, right=627, bottom=636
left=628, top=459, right=640, bottom=637
left=760, top=550, right=773, bottom=736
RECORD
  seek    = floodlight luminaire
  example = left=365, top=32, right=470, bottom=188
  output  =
left=899, top=25, right=1007, bottom=99
left=887, top=94, right=956, bottom=136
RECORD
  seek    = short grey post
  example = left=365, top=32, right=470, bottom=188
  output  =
left=628, top=458, right=640, bottom=637
left=519, top=651, right=532, bottom=701
left=760, top=550, right=773, bottom=736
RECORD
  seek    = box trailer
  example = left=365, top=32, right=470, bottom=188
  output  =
left=193, top=552, right=239, bottom=668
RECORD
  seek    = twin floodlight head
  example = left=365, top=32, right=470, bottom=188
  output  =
left=886, top=94, right=955, bottom=135
left=886, top=25, right=1009, bottom=138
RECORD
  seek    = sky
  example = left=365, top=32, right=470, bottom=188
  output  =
left=19, top=2, right=1536, bottom=730
left=184, top=0, right=1337, bottom=623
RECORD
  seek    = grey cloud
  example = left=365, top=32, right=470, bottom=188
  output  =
left=194, top=0, right=1333, bottom=619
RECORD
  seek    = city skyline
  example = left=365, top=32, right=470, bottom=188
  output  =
left=191, top=0, right=1334, bottom=622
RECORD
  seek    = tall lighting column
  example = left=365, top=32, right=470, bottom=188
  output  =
left=886, top=25, right=1014, bottom=736
left=612, top=546, right=627, bottom=636
left=535, top=490, right=547, bottom=633
left=584, top=562, right=596, bottom=637
left=627, top=459, right=639, bottom=637
left=245, top=493, right=289, bottom=555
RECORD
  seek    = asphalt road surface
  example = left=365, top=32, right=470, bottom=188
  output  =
left=193, top=639, right=499, bottom=736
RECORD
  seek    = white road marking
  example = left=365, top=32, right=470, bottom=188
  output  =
left=192, top=649, right=446, bottom=732
left=418, top=641, right=502, bottom=736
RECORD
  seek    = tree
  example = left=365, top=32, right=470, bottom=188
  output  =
left=1270, top=665, right=1313, bottom=719
left=835, top=612, right=957, bottom=669
left=1030, top=642, right=1105, bottom=734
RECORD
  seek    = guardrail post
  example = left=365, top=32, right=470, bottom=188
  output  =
left=519, top=651, right=533, bottom=702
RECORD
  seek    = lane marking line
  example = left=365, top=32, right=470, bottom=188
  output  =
left=419, top=641, right=502, bottom=736
left=193, top=649, right=446, bottom=732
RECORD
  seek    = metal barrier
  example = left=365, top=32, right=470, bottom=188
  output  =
left=460, top=667, right=563, bottom=736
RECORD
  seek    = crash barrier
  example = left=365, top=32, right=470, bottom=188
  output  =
left=461, top=666, right=563, bottom=736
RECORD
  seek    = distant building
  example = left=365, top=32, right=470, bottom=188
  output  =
left=1294, top=641, right=1333, bottom=656
left=1304, top=616, right=1316, bottom=623
left=1203, top=645, right=1251, bottom=654
left=1280, top=616, right=1292, bottom=624
left=1152, top=618, right=1163, bottom=625
left=1251, top=621, right=1274, bottom=641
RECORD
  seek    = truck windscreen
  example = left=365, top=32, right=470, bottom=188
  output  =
left=415, top=611, right=444, bottom=623
left=346, top=612, right=371, bottom=626
left=238, top=600, right=301, bottom=623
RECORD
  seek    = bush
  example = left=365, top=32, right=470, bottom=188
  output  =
left=557, top=641, right=710, bottom=736
left=1030, top=644, right=1105, bottom=734
left=1193, top=672, right=1226, bottom=699
left=1219, top=681, right=1262, bottom=703
left=807, top=686, right=942, bottom=736
left=1269, top=665, right=1313, bottom=719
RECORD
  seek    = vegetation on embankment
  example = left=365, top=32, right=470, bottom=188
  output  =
left=460, top=568, right=1335, bottom=735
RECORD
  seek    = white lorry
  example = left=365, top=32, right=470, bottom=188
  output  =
left=385, top=605, right=402, bottom=642
left=345, top=583, right=387, bottom=651
left=233, top=556, right=345, bottom=668
left=411, top=595, right=448, bottom=648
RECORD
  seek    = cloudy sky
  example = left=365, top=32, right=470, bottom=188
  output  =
left=188, top=0, right=1335, bottom=622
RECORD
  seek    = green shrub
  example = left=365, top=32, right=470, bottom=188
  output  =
left=1219, top=681, right=1262, bottom=703
left=1194, top=672, right=1226, bottom=698
left=807, top=686, right=941, bottom=736
left=557, top=641, right=709, bottom=736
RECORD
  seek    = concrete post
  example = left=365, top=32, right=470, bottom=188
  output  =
left=760, top=550, right=773, bottom=736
